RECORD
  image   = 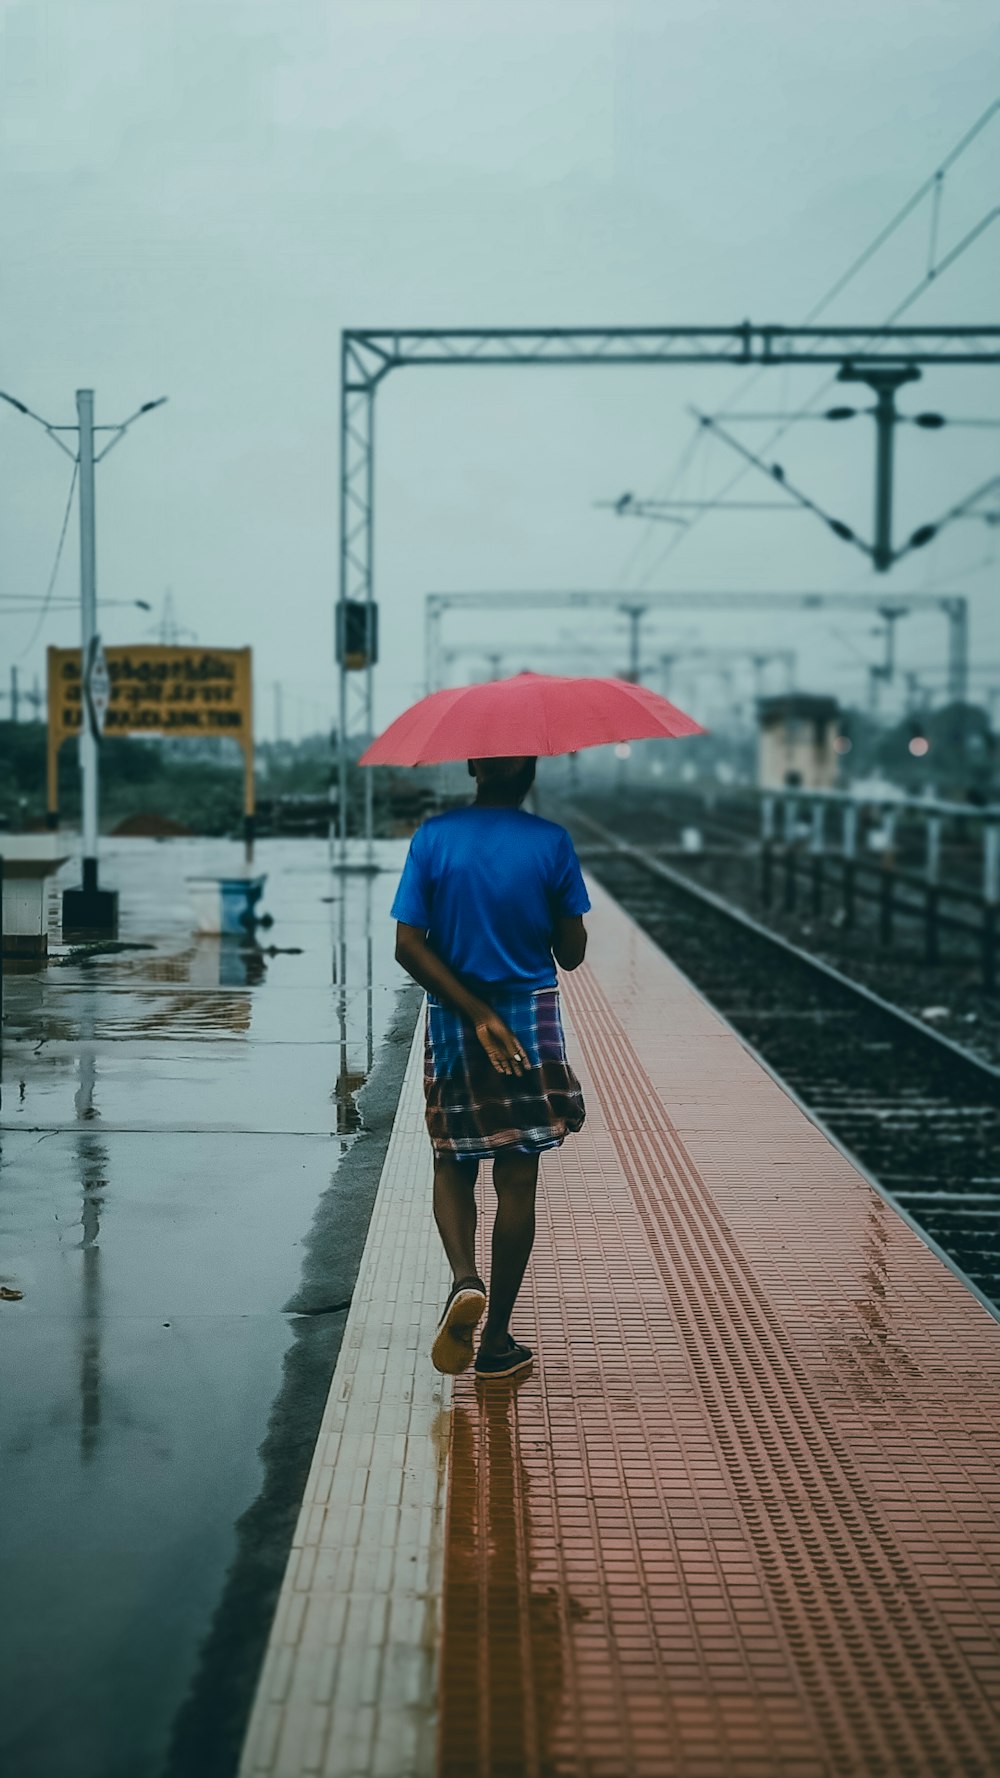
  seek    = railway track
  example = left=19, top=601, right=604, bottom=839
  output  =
left=559, top=804, right=1000, bottom=1314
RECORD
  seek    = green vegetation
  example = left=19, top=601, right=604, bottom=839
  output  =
left=0, top=722, right=332, bottom=834
left=0, top=723, right=441, bottom=836
left=5, top=702, right=989, bottom=837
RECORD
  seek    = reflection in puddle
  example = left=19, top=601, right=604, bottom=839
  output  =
left=440, top=1379, right=585, bottom=1777
left=332, top=876, right=374, bottom=1135
left=75, top=991, right=108, bottom=1463
left=77, top=1128, right=106, bottom=1463
left=0, top=838, right=415, bottom=1778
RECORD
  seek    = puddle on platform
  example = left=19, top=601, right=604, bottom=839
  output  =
left=0, top=836, right=417, bottom=1778
left=440, top=1377, right=589, bottom=1776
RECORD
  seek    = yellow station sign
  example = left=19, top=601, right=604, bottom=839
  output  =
left=47, top=644, right=255, bottom=822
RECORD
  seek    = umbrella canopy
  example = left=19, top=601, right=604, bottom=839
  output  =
left=359, top=671, right=706, bottom=766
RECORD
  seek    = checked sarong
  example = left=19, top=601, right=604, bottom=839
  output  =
left=424, top=985, right=586, bottom=1159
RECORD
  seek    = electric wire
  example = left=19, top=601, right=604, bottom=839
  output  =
left=699, top=411, right=1000, bottom=566
left=895, top=473, right=1000, bottom=564
left=612, top=425, right=705, bottom=584
left=881, top=207, right=1000, bottom=328
left=16, top=461, right=78, bottom=658
left=798, top=96, right=999, bottom=324
left=918, top=550, right=997, bottom=590
left=619, top=95, right=1000, bottom=589
left=633, top=194, right=1000, bottom=589
left=692, top=409, right=867, bottom=546
left=706, top=412, right=1000, bottom=428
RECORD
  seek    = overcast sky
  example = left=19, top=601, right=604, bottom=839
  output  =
left=3, top=0, right=999, bottom=737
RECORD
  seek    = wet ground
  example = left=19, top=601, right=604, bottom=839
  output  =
left=0, top=837, right=419, bottom=1778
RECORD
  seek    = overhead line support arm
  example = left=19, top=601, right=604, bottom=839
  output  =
left=338, top=323, right=997, bottom=861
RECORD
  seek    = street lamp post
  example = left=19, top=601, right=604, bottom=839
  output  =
left=1, top=384, right=166, bottom=936
left=76, top=392, right=103, bottom=912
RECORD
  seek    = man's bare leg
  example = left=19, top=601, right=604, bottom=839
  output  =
left=430, top=1155, right=485, bottom=1374
left=433, top=1154, right=479, bottom=1282
left=480, top=1149, right=539, bottom=1356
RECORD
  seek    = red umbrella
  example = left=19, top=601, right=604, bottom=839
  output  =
left=359, top=671, right=705, bottom=766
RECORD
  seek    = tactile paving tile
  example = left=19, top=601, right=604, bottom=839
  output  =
left=438, top=880, right=1000, bottom=1778
left=239, top=1020, right=452, bottom=1778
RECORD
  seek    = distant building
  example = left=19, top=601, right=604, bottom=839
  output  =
left=757, top=694, right=839, bottom=790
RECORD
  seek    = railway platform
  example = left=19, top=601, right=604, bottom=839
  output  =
left=240, top=879, right=1000, bottom=1778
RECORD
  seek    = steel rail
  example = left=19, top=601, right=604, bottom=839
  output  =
left=564, top=801, right=1000, bottom=1315
left=567, top=803, right=1000, bottom=1088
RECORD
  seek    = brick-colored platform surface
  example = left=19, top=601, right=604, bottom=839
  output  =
left=244, top=881, right=1000, bottom=1778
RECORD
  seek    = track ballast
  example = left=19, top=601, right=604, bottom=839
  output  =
left=560, top=806, right=1000, bottom=1313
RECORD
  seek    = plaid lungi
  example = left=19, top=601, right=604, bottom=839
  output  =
left=424, top=985, right=586, bottom=1158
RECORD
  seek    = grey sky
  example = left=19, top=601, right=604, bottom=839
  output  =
left=3, top=0, right=999, bottom=737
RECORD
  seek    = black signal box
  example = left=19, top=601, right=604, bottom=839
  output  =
left=336, top=600, right=378, bottom=671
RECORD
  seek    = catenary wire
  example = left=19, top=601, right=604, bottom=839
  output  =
left=16, top=462, right=79, bottom=659
left=632, top=203, right=1000, bottom=589
left=619, top=95, right=1000, bottom=589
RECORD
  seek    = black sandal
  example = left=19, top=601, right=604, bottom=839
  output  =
left=474, top=1337, right=534, bottom=1380
left=431, top=1274, right=487, bottom=1375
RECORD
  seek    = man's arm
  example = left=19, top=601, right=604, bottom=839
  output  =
left=395, top=923, right=528, bottom=1076
left=552, top=914, right=587, bottom=971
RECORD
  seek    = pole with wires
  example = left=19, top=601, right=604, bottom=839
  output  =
left=62, top=390, right=119, bottom=936
left=839, top=364, right=921, bottom=570
left=620, top=604, right=646, bottom=684
left=78, top=392, right=99, bottom=895
left=607, top=97, right=1000, bottom=593
left=0, top=384, right=169, bottom=931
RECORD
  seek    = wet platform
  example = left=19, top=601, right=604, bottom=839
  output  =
left=0, top=837, right=418, bottom=1778
left=240, top=879, right=1000, bottom=1778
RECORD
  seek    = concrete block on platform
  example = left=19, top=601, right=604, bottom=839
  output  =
left=0, top=838, right=71, bottom=958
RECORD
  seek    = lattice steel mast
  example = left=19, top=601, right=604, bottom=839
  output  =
left=337, top=324, right=999, bottom=861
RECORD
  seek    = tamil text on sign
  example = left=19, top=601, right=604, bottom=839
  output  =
left=47, top=645, right=255, bottom=823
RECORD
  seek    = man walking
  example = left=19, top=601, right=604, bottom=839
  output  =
left=392, top=755, right=589, bottom=1379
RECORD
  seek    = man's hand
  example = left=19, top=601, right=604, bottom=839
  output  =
left=394, top=925, right=530, bottom=1076
left=474, top=1010, right=529, bottom=1076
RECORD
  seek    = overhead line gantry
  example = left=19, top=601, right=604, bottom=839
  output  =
left=425, top=589, right=969, bottom=711
left=338, top=323, right=999, bottom=859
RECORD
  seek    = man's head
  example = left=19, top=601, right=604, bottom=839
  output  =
left=468, top=755, right=537, bottom=805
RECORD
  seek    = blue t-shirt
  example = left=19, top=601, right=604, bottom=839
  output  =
left=391, top=806, right=591, bottom=990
